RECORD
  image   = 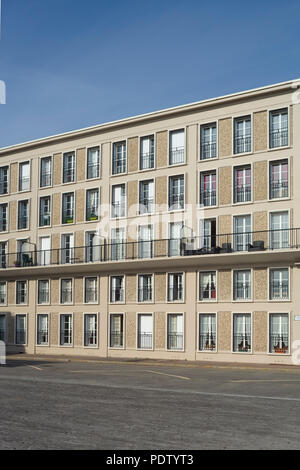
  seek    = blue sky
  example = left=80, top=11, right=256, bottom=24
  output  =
left=0, top=0, right=299, bottom=148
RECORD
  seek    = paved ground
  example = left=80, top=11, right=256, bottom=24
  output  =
left=1, top=355, right=300, bottom=450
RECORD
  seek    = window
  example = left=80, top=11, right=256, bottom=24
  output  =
left=16, top=281, right=27, bottom=305
left=39, top=196, right=51, bottom=227
left=18, top=200, right=29, bottom=230
left=61, top=279, right=73, bottom=304
left=0, top=203, right=8, bottom=232
left=140, top=135, right=154, bottom=170
left=169, top=175, right=184, bottom=210
left=0, top=166, right=9, bottom=194
left=200, top=123, right=216, bottom=160
left=199, top=219, right=216, bottom=251
left=199, top=314, right=216, bottom=351
left=0, top=314, right=6, bottom=342
left=110, top=276, right=124, bottom=302
left=138, top=225, right=153, bottom=259
left=85, top=231, right=101, bottom=263
left=0, top=241, right=7, bottom=268
left=234, top=166, right=251, bottom=203
left=63, top=152, right=75, bottom=183
left=270, top=109, right=288, bottom=148
left=167, top=314, right=183, bottom=350
left=167, top=273, right=183, bottom=302
left=233, top=270, right=251, bottom=301
left=112, top=141, right=126, bottom=175
left=200, top=171, right=216, bottom=206
left=62, top=192, right=74, bottom=224
left=137, top=314, right=153, bottom=349
left=60, top=314, right=72, bottom=346
left=84, top=314, right=97, bottom=347
left=199, top=272, right=216, bottom=301
left=138, top=275, right=153, bottom=302
left=19, top=162, right=30, bottom=191
left=16, top=314, right=26, bottom=345
left=39, top=236, right=51, bottom=266
left=270, top=211, right=289, bottom=250
left=269, top=313, right=289, bottom=354
left=38, top=280, right=50, bottom=304
left=37, top=314, right=49, bottom=345
left=0, top=282, right=6, bottom=305
left=269, top=160, right=288, bottom=199
left=84, top=277, right=98, bottom=303
left=168, top=222, right=183, bottom=257
left=86, top=189, right=99, bottom=221
left=233, top=215, right=251, bottom=251
left=61, top=234, right=74, bottom=264
left=111, top=228, right=126, bottom=261
left=17, top=240, right=33, bottom=267
left=110, top=314, right=124, bottom=348
left=87, top=147, right=100, bottom=179
left=139, top=180, right=154, bottom=214
left=40, top=157, right=52, bottom=187
left=269, top=268, right=289, bottom=300
left=169, top=129, right=185, bottom=165
left=233, top=314, right=251, bottom=352
left=111, top=184, right=126, bottom=218
left=234, top=116, right=251, bottom=154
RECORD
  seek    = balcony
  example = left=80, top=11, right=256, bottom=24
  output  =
left=169, top=147, right=185, bottom=165
left=137, top=332, right=153, bottom=349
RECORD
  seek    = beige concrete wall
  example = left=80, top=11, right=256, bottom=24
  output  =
left=73, top=312, right=83, bottom=347
left=74, top=277, right=83, bottom=304
left=219, top=118, right=232, bottom=157
left=254, top=161, right=267, bottom=201
left=53, top=153, right=62, bottom=186
left=50, top=312, right=59, bottom=346
left=253, top=211, right=268, bottom=247
left=156, top=131, right=168, bottom=167
left=128, top=180, right=138, bottom=213
left=254, top=268, right=268, bottom=301
left=126, top=275, right=136, bottom=303
left=218, top=270, right=231, bottom=302
left=155, top=273, right=165, bottom=302
left=52, top=193, right=61, bottom=226
left=290, top=105, right=293, bottom=146
left=128, top=137, right=139, bottom=173
left=253, top=111, right=267, bottom=152
left=253, top=311, right=268, bottom=353
left=218, top=166, right=232, bottom=205
left=10, top=163, right=18, bottom=193
left=155, top=312, right=165, bottom=349
left=217, top=312, right=231, bottom=351
left=51, top=279, right=60, bottom=305
left=155, top=175, right=167, bottom=207
left=76, top=189, right=85, bottom=223
left=76, top=148, right=86, bottom=182
left=9, top=200, right=17, bottom=231
left=7, top=281, right=15, bottom=305
left=126, top=312, right=136, bottom=349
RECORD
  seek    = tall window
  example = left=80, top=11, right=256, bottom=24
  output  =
left=110, top=314, right=124, bottom=348
left=111, top=228, right=126, bottom=261
left=0, top=166, right=9, bottom=194
left=60, top=278, right=73, bottom=304
left=199, top=271, right=216, bottom=301
left=0, top=241, right=7, bottom=268
left=39, top=196, right=51, bottom=227
left=60, top=314, right=72, bottom=346
left=112, top=141, right=126, bottom=174
left=233, top=215, right=251, bottom=251
left=111, top=184, right=126, bottom=218
left=200, top=123, right=216, bottom=160
left=169, top=129, right=185, bottom=165
left=87, top=147, right=100, bottom=179
left=110, top=276, right=125, bottom=302
left=63, top=152, right=75, bottom=183
left=234, top=116, right=251, bottom=154
left=167, top=273, right=183, bottom=301
left=40, top=157, right=52, bottom=187
left=86, top=189, right=99, bottom=221
left=233, top=270, right=251, bottom=301
left=61, top=234, right=74, bottom=264
left=270, top=109, right=288, bottom=148
left=0, top=203, right=8, bottom=232
left=39, top=236, right=51, bottom=266
left=38, top=280, right=50, bottom=304
left=233, top=314, right=251, bottom=352
left=200, top=171, right=216, bottom=206
left=199, top=219, right=216, bottom=251
left=16, top=281, right=27, bottom=304
left=269, top=268, right=289, bottom=300
left=269, top=313, right=289, bottom=354
left=16, top=314, right=26, bottom=345
left=269, top=160, right=288, bottom=199
left=140, top=135, right=154, bottom=170
left=138, top=225, right=153, bottom=259
left=0, top=314, right=6, bottom=342
left=234, top=166, right=251, bottom=203
left=137, top=314, right=153, bottom=349
left=168, top=222, right=183, bottom=257
left=199, top=314, right=216, bottom=351
left=167, top=314, right=183, bottom=350
left=19, top=162, right=30, bottom=191
left=37, top=314, right=49, bottom=345
left=270, top=211, right=289, bottom=250
left=138, top=274, right=153, bottom=302
left=139, top=180, right=154, bottom=214
left=85, top=231, right=101, bottom=263
left=84, top=314, right=98, bottom=347
left=0, top=282, right=6, bottom=305
left=18, top=200, right=29, bottom=230
left=84, top=277, right=98, bottom=303
left=169, top=175, right=184, bottom=210
left=62, top=192, right=74, bottom=224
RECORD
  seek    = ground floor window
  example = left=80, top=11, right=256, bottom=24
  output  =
left=37, top=314, right=48, bottom=345
left=84, top=314, right=98, bottom=347
left=16, top=314, right=26, bottom=345
left=110, top=314, right=124, bottom=348
left=137, top=314, right=153, bottom=349
left=167, top=314, right=183, bottom=350
left=269, top=313, right=289, bottom=354
left=199, top=314, right=216, bottom=351
left=60, top=314, right=72, bottom=346
left=0, top=314, right=6, bottom=342
left=233, top=314, right=251, bottom=352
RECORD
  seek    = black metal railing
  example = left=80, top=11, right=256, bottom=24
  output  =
left=138, top=332, right=153, bottom=349
left=110, top=331, right=123, bottom=348
left=84, top=331, right=97, bottom=346
left=37, top=330, right=48, bottom=345
left=234, top=185, right=251, bottom=203
left=233, top=334, right=251, bottom=352
left=112, top=158, right=126, bottom=175
left=169, top=147, right=185, bottom=164
left=140, top=152, right=154, bottom=170
left=270, top=181, right=288, bottom=199
left=16, top=329, right=26, bottom=345
left=270, top=129, right=288, bottom=148
left=168, top=194, right=184, bottom=210
left=139, top=198, right=154, bottom=214
left=269, top=334, right=289, bottom=353
left=138, top=287, right=152, bottom=302
left=40, top=172, right=52, bottom=187
left=60, top=331, right=72, bottom=345
left=87, top=163, right=100, bottom=179
left=234, top=136, right=251, bottom=154
left=86, top=205, right=99, bottom=221
left=167, top=333, right=183, bottom=350
left=0, top=179, right=8, bottom=195
left=200, top=142, right=216, bottom=160
left=269, top=282, right=289, bottom=300
left=63, top=168, right=75, bottom=183
left=110, top=288, right=124, bottom=303
left=19, top=177, right=30, bottom=191
left=85, top=288, right=97, bottom=303
left=233, top=282, right=251, bottom=300
left=200, top=189, right=216, bottom=206
left=167, top=287, right=183, bottom=302
left=199, top=283, right=216, bottom=301
left=199, top=333, right=216, bottom=351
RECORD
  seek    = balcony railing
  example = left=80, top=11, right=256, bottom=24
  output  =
left=63, top=169, right=75, bottom=183
left=199, top=332, right=216, bottom=351
left=112, top=158, right=126, bottom=175
left=270, top=129, right=288, bottom=148
left=270, top=181, right=288, bottom=199
left=169, top=147, right=185, bottom=165
left=168, top=194, right=184, bottom=210
left=269, top=282, right=289, bottom=300
left=200, top=189, right=216, bottom=207
left=87, top=163, right=100, bottom=179
left=137, top=332, right=153, bottom=349
left=0, top=179, right=8, bottom=195
left=234, top=136, right=251, bottom=154
left=233, top=282, right=251, bottom=300
left=200, top=142, right=216, bottom=160
left=110, top=331, right=123, bottom=348
left=269, top=334, right=289, bottom=353
left=167, top=333, right=183, bottom=350
left=84, top=331, right=97, bottom=346
left=140, top=152, right=154, bottom=170
left=234, top=185, right=251, bottom=203
left=40, top=172, right=52, bottom=187
left=37, top=330, right=48, bottom=345
left=138, top=287, right=152, bottom=302
left=233, top=334, right=251, bottom=352
left=16, top=329, right=26, bottom=345
left=2, top=228, right=300, bottom=270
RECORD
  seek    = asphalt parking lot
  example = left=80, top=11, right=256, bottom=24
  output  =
left=0, top=356, right=300, bottom=450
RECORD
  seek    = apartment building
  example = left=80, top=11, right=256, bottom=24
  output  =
left=0, top=79, right=300, bottom=364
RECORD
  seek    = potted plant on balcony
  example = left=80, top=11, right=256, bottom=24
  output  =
left=89, top=213, right=98, bottom=221
left=66, top=218, right=73, bottom=224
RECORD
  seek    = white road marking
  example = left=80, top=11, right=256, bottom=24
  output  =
left=232, top=379, right=300, bottom=383
left=29, top=365, right=43, bottom=371
left=144, top=370, right=190, bottom=380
